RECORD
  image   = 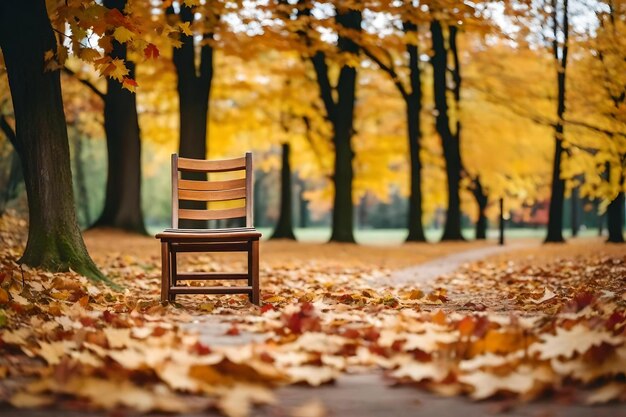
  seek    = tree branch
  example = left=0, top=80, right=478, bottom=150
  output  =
left=0, top=114, right=18, bottom=150
left=62, top=66, right=105, bottom=100
left=199, top=33, right=214, bottom=84
left=564, top=118, right=626, bottom=139
left=310, top=51, right=337, bottom=123
left=361, top=45, right=409, bottom=101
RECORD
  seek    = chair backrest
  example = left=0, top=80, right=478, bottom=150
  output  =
left=171, top=152, right=253, bottom=229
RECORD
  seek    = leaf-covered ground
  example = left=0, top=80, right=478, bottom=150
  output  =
left=0, top=215, right=625, bottom=416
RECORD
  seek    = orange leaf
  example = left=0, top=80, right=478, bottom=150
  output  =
left=122, top=77, right=138, bottom=92
left=458, top=316, right=475, bottom=337
left=0, top=288, right=8, bottom=304
left=431, top=310, right=447, bottom=325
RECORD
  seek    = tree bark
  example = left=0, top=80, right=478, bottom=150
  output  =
left=404, top=21, right=427, bottom=242
left=0, top=0, right=104, bottom=280
left=430, top=21, right=464, bottom=241
left=310, top=9, right=361, bottom=243
left=607, top=177, right=625, bottom=243
left=169, top=4, right=214, bottom=229
left=92, top=0, right=146, bottom=233
left=472, top=176, right=488, bottom=240
left=297, top=176, right=309, bottom=228
left=570, top=184, right=579, bottom=237
left=545, top=0, right=569, bottom=243
left=271, top=143, right=296, bottom=239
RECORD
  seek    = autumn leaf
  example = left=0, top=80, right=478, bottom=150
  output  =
left=113, top=26, right=134, bottom=43
left=178, top=21, right=193, bottom=36
left=0, top=287, right=9, bottom=304
left=531, top=324, right=622, bottom=360
left=122, top=77, right=138, bottom=92
left=144, top=43, right=160, bottom=59
left=459, top=366, right=553, bottom=399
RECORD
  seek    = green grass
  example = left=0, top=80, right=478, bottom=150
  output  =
left=254, top=227, right=602, bottom=245
left=147, top=223, right=602, bottom=245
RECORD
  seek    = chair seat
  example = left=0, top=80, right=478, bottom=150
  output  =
left=156, top=227, right=262, bottom=240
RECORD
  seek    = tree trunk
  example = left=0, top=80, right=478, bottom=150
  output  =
left=571, top=184, right=579, bottom=237
left=170, top=4, right=214, bottom=229
left=310, top=9, right=361, bottom=243
left=597, top=198, right=605, bottom=236
left=430, top=21, right=464, bottom=241
left=545, top=0, right=568, bottom=243
left=607, top=185, right=625, bottom=243
left=0, top=0, right=104, bottom=281
left=405, top=21, right=426, bottom=242
left=89, top=0, right=146, bottom=234
left=331, top=112, right=356, bottom=242
left=472, top=177, right=488, bottom=240
left=297, top=176, right=308, bottom=228
left=271, top=143, right=296, bottom=239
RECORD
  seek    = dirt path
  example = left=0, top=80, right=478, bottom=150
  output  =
left=386, top=240, right=538, bottom=288
left=188, top=241, right=540, bottom=346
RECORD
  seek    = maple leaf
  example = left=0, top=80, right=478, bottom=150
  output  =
left=286, top=366, right=337, bottom=386
left=37, top=341, right=76, bottom=365
left=392, top=361, right=450, bottom=382
left=459, top=365, right=553, bottom=399
left=113, top=26, right=134, bottom=43
left=77, top=48, right=101, bottom=63
left=143, top=43, right=160, bottom=59
left=531, top=324, right=622, bottom=360
left=122, top=77, right=138, bottom=92
left=178, top=21, right=193, bottom=36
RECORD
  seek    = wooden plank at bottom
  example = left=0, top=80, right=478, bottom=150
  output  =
left=170, top=286, right=252, bottom=295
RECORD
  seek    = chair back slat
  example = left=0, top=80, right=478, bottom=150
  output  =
left=179, top=178, right=246, bottom=191
left=171, top=152, right=253, bottom=228
left=178, top=188, right=246, bottom=202
left=178, top=156, right=246, bottom=173
left=179, top=207, right=246, bottom=221
left=245, top=153, right=253, bottom=227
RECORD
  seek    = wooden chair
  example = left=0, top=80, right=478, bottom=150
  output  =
left=156, top=152, right=261, bottom=305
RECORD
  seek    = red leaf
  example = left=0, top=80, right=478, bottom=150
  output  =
left=143, top=43, right=159, bottom=59
left=260, top=303, right=275, bottom=314
left=225, top=324, right=240, bottom=336
left=191, top=341, right=212, bottom=355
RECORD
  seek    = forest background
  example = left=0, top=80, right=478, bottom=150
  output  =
left=0, top=0, right=624, bottom=250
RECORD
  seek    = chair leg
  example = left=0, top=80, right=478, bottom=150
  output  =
left=248, top=239, right=260, bottom=305
left=160, top=241, right=170, bottom=303
left=169, top=248, right=177, bottom=302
